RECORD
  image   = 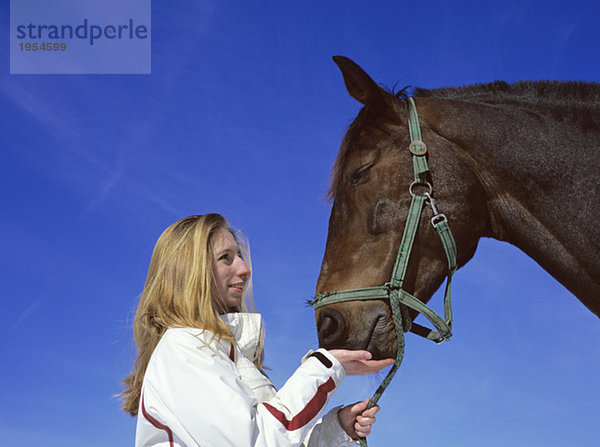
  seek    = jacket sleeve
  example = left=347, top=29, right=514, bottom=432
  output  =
left=304, top=406, right=359, bottom=447
left=139, top=329, right=347, bottom=447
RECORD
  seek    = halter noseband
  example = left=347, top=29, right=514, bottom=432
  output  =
left=310, top=97, right=458, bottom=446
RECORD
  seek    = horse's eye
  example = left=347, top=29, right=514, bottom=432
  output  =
left=350, top=162, right=375, bottom=187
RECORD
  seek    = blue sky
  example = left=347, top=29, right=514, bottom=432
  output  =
left=1, top=1, right=599, bottom=445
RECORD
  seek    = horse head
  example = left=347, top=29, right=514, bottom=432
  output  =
left=315, top=57, right=490, bottom=359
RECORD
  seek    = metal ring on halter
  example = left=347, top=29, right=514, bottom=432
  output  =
left=409, top=140, right=427, bottom=155
left=409, top=181, right=433, bottom=197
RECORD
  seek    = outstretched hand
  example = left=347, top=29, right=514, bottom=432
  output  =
left=329, top=349, right=394, bottom=376
left=338, top=398, right=380, bottom=440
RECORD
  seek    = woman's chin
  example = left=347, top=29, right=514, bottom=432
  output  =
left=227, top=294, right=242, bottom=307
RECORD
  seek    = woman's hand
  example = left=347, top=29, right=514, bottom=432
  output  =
left=338, top=398, right=380, bottom=440
left=329, top=349, right=394, bottom=376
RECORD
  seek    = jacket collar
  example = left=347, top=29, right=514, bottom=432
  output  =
left=220, top=313, right=263, bottom=361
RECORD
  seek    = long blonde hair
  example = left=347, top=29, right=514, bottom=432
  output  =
left=120, top=214, right=263, bottom=416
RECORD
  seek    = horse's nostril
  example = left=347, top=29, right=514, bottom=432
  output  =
left=317, top=308, right=347, bottom=347
left=319, top=316, right=337, bottom=337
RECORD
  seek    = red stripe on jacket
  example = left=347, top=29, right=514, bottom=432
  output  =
left=262, top=377, right=336, bottom=431
left=141, top=394, right=174, bottom=447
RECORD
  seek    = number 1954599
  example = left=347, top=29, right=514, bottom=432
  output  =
left=19, top=42, right=66, bottom=51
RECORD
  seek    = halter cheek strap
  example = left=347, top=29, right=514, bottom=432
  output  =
left=310, top=97, right=458, bottom=446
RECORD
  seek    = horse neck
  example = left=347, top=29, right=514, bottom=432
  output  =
left=421, top=97, right=600, bottom=316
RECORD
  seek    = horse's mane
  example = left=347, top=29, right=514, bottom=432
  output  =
left=328, top=80, right=600, bottom=201
left=414, top=80, right=600, bottom=110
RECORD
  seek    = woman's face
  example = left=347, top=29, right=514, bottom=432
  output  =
left=211, top=228, right=251, bottom=311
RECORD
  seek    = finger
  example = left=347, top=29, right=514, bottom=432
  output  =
left=345, top=358, right=395, bottom=376
left=364, top=358, right=394, bottom=368
left=352, top=359, right=394, bottom=375
left=361, top=405, right=380, bottom=418
left=344, top=350, right=372, bottom=361
left=355, top=359, right=394, bottom=371
left=350, top=398, right=370, bottom=416
left=330, top=349, right=371, bottom=360
left=356, top=415, right=376, bottom=426
left=355, top=423, right=372, bottom=437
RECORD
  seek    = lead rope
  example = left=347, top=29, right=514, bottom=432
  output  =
left=357, top=98, right=457, bottom=446
left=357, top=194, right=425, bottom=447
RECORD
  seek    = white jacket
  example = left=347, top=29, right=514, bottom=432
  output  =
left=135, top=313, right=358, bottom=446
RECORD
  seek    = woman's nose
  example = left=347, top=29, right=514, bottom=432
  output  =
left=237, top=258, right=251, bottom=279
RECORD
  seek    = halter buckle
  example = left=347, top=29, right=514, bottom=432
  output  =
left=409, top=140, right=427, bottom=155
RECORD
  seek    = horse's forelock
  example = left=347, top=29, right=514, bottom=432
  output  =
left=327, top=106, right=395, bottom=202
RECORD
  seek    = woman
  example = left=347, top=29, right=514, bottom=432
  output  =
left=121, top=214, right=393, bottom=446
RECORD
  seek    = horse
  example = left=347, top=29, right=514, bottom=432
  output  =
left=314, top=56, right=600, bottom=360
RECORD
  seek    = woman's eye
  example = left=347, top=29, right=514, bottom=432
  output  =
left=350, top=162, right=375, bottom=187
left=219, top=253, right=230, bottom=261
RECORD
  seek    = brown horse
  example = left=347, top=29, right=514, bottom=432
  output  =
left=315, top=56, right=600, bottom=360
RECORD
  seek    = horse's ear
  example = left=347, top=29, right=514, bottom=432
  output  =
left=332, top=56, right=398, bottom=122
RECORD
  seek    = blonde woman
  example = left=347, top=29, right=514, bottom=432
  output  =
left=121, top=214, right=393, bottom=446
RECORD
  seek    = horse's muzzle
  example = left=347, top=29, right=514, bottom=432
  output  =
left=316, top=303, right=398, bottom=359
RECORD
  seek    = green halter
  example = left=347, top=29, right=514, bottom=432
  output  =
left=310, top=98, right=458, bottom=446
